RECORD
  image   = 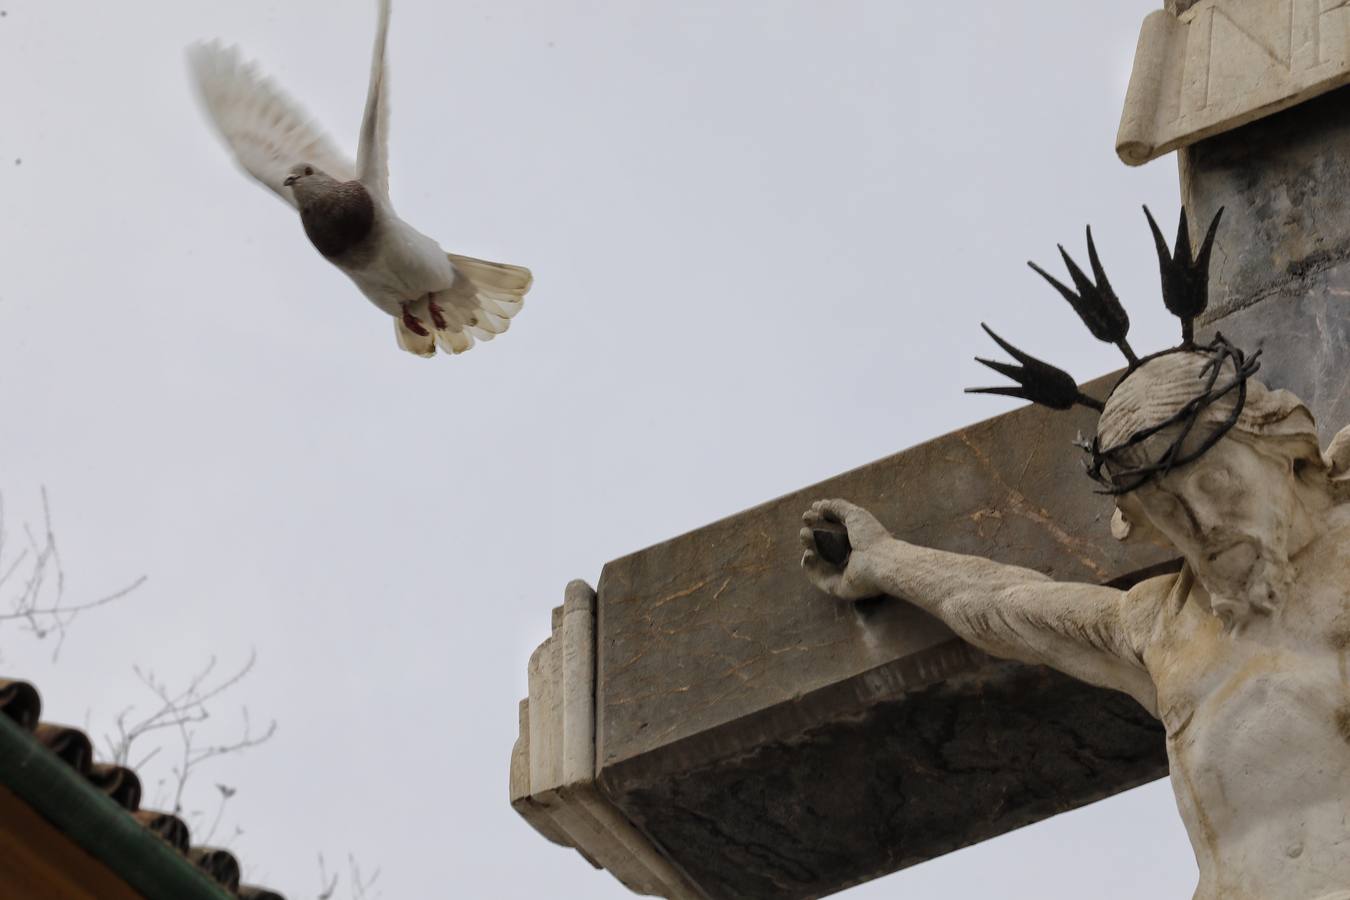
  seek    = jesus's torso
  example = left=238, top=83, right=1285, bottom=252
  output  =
left=1140, top=529, right=1350, bottom=900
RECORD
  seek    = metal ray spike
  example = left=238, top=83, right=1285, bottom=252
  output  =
left=1028, top=227, right=1136, bottom=365
left=1144, top=204, right=1225, bottom=346
left=966, top=324, right=1101, bottom=411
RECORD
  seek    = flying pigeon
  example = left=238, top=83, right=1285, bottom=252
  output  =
left=187, top=0, right=532, bottom=358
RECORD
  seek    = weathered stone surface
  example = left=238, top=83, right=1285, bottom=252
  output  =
left=596, top=377, right=1166, bottom=774
left=601, top=654, right=1166, bottom=900
left=584, top=377, right=1176, bottom=898
left=1181, top=85, right=1350, bottom=442
left=1117, top=1, right=1350, bottom=165
left=511, top=582, right=702, bottom=898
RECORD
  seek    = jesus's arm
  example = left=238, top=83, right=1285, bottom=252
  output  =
left=801, top=499, right=1160, bottom=716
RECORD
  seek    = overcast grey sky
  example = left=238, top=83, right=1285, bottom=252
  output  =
left=1, top=1, right=1201, bottom=897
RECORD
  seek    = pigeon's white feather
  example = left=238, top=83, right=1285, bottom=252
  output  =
left=437, top=328, right=475, bottom=355
left=356, top=0, right=393, bottom=201
left=187, top=41, right=356, bottom=207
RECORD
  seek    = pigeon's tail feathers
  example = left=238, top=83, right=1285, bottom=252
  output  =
left=447, top=253, right=533, bottom=318
left=446, top=254, right=532, bottom=293
left=425, top=254, right=533, bottom=355
left=187, top=40, right=357, bottom=206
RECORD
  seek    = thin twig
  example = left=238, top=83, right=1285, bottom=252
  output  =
left=0, top=488, right=144, bottom=660
left=317, top=853, right=339, bottom=900
left=349, top=853, right=382, bottom=900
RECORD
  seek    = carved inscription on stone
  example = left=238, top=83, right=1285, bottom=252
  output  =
left=1117, top=0, right=1350, bottom=165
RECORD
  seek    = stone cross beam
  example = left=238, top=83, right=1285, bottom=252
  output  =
left=512, top=386, right=1179, bottom=899
left=512, top=2, right=1350, bottom=897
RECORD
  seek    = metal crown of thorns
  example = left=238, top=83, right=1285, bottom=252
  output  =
left=966, top=205, right=1262, bottom=494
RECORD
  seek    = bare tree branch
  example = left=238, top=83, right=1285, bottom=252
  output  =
left=0, top=488, right=145, bottom=660
left=102, top=651, right=277, bottom=837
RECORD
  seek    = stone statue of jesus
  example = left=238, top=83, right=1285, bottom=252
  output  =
left=802, top=349, right=1350, bottom=900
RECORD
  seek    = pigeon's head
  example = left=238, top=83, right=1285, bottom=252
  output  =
left=283, top=163, right=331, bottom=190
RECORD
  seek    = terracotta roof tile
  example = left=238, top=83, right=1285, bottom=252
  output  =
left=88, top=763, right=142, bottom=810
left=0, top=680, right=39, bottom=730
left=189, top=847, right=242, bottom=893
left=34, top=723, right=93, bottom=771
left=133, top=809, right=191, bottom=853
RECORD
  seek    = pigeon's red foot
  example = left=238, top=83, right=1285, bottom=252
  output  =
left=428, top=298, right=448, bottom=331
left=401, top=304, right=430, bottom=337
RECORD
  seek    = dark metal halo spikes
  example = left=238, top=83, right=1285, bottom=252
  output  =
left=966, top=205, right=1258, bottom=494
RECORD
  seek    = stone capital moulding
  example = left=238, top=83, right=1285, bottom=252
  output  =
left=1116, top=0, right=1350, bottom=166
left=508, top=580, right=701, bottom=900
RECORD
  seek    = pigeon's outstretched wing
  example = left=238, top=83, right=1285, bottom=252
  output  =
left=356, top=0, right=392, bottom=201
left=187, top=41, right=357, bottom=207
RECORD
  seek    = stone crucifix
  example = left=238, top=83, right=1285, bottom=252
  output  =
left=512, top=3, right=1350, bottom=897
left=801, top=212, right=1350, bottom=900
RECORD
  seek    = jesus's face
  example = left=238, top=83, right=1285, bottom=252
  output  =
left=1131, top=435, right=1303, bottom=630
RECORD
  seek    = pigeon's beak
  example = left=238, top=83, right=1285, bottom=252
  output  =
left=283, top=174, right=298, bottom=187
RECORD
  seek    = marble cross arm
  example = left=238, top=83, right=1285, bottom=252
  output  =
left=802, top=499, right=1159, bottom=715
